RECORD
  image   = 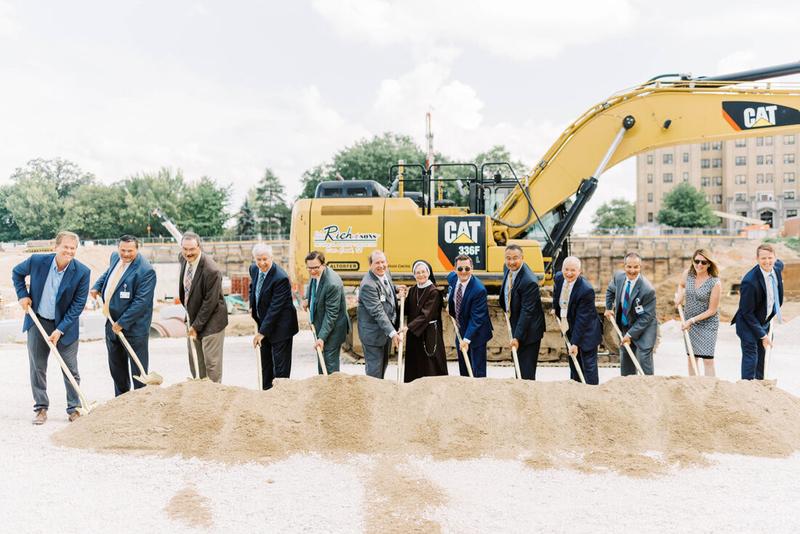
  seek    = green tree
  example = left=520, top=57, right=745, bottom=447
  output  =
left=10, top=158, right=95, bottom=198
left=298, top=164, right=330, bottom=199
left=473, top=145, right=528, bottom=182
left=178, top=176, right=230, bottom=236
left=0, top=185, right=22, bottom=242
left=235, top=197, right=257, bottom=236
left=254, top=168, right=291, bottom=237
left=119, top=168, right=187, bottom=237
left=5, top=175, right=63, bottom=239
left=657, top=183, right=719, bottom=227
left=62, top=184, right=127, bottom=239
left=591, top=198, right=636, bottom=233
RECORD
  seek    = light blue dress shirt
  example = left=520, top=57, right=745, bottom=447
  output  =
left=38, top=258, right=67, bottom=320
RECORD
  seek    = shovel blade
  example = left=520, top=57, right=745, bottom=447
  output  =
left=76, top=401, right=98, bottom=416
left=133, top=372, right=164, bottom=386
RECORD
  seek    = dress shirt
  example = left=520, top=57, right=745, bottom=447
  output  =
left=38, top=258, right=68, bottom=320
left=103, top=260, right=132, bottom=303
left=760, top=268, right=774, bottom=319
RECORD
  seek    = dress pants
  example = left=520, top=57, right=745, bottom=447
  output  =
left=187, top=329, right=225, bottom=382
left=27, top=315, right=81, bottom=414
left=105, top=324, right=150, bottom=396
left=740, top=338, right=766, bottom=380
left=619, top=339, right=654, bottom=376
left=318, top=338, right=343, bottom=375
left=363, top=341, right=390, bottom=379
left=570, top=347, right=599, bottom=385
left=260, top=338, right=293, bottom=390
left=457, top=341, right=487, bottom=378
left=517, top=341, right=540, bottom=380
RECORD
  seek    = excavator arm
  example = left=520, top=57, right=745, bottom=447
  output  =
left=494, top=61, right=800, bottom=257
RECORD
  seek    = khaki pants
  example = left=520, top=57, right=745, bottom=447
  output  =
left=187, top=329, right=225, bottom=382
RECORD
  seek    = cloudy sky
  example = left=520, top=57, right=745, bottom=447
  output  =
left=1, top=0, right=799, bottom=229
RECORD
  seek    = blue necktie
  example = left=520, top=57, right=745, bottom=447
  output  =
left=309, top=278, right=317, bottom=322
left=255, top=271, right=265, bottom=307
left=770, top=272, right=782, bottom=323
left=621, top=280, right=631, bottom=327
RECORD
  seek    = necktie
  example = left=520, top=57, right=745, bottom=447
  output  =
left=455, top=283, right=463, bottom=323
left=383, top=279, right=395, bottom=321
left=309, top=278, right=317, bottom=322
left=621, top=280, right=631, bottom=327
left=560, top=281, right=572, bottom=318
left=256, top=271, right=266, bottom=308
left=505, top=271, right=514, bottom=310
left=770, top=272, right=782, bottom=323
left=102, top=263, right=124, bottom=318
left=184, top=262, right=194, bottom=296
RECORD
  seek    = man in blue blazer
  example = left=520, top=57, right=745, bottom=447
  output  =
left=12, top=231, right=90, bottom=424
left=499, top=244, right=544, bottom=380
left=250, top=243, right=299, bottom=389
left=91, top=235, right=157, bottom=396
left=447, top=254, right=493, bottom=377
left=732, top=243, right=784, bottom=380
left=553, top=256, right=602, bottom=385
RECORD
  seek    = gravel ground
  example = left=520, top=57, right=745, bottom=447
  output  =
left=1, top=320, right=799, bottom=533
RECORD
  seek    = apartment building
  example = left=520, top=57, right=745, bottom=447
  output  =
left=636, top=133, right=800, bottom=230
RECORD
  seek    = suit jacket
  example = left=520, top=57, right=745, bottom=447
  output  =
left=12, top=253, right=90, bottom=346
left=179, top=254, right=228, bottom=337
left=731, top=260, right=784, bottom=342
left=554, top=272, right=602, bottom=351
left=249, top=262, right=299, bottom=342
left=308, top=266, right=350, bottom=345
left=447, top=272, right=493, bottom=346
left=357, top=270, right=399, bottom=347
left=605, top=271, right=658, bottom=350
left=93, top=252, right=157, bottom=337
left=499, top=263, right=544, bottom=345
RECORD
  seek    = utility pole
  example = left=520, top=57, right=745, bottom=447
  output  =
left=425, top=110, right=436, bottom=203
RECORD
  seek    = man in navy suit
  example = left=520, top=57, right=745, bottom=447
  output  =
left=732, top=243, right=784, bottom=380
left=499, top=244, right=544, bottom=380
left=447, top=254, right=492, bottom=377
left=553, top=256, right=602, bottom=385
left=91, top=235, right=157, bottom=396
left=12, top=231, right=90, bottom=424
left=250, top=243, right=299, bottom=389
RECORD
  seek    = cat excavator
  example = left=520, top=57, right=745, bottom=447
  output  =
left=289, top=61, right=800, bottom=357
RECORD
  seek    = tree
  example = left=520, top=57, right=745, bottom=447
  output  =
left=10, top=158, right=95, bottom=198
left=62, top=184, right=127, bottom=239
left=592, top=198, right=636, bottom=233
left=657, top=183, right=719, bottom=227
left=254, top=168, right=291, bottom=237
left=118, top=168, right=187, bottom=237
left=298, top=164, right=330, bottom=199
left=235, top=197, right=257, bottom=236
left=178, top=176, right=230, bottom=237
left=5, top=175, right=63, bottom=239
left=472, top=145, right=529, bottom=182
left=0, top=185, right=22, bottom=242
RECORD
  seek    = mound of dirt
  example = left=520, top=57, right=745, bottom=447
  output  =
left=52, top=374, right=800, bottom=476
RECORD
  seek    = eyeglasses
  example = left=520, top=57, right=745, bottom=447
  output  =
left=456, top=266, right=472, bottom=272
left=693, top=259, right=709, bottom=266
left=306, top=265, right=322, bottom=270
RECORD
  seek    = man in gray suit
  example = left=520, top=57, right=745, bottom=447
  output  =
left=306, top=250, right=350, bottom=374
left=604, top=252, right=658, bottom=375
left=357, top=250, right=407, bottom=378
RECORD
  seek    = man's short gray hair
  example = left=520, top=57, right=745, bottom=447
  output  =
left=181, top=231, right=202, bottom=247
left=252, top=243, right=273, bottom=258
left=55, top=231, right=80, bottom=246
left=563, top=256, right=581, bottom=269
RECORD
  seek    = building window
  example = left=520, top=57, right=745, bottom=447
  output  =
left=757, top=137, right=764, bottom=146
left=766, top=154, right=773, bottom=164
left=757, top=155, right=764, bottom=165
left=663, top=153, right=673, bottom=164
left=767, top=173, right=774, bottom=183
left=785, top=134, right=796, bottom=145
left=712, top=158, right=722, bottom=168
left=647, top=192, right=653, bottom=202
left=701, top=142, right=710, bottom=151
left=734, top=193, right=747, bottom=202
left=735, top=156, right=747, bottom=166
left=663, top=173, right=673, bottom=183
left=734, top=175, right=746, bottom=185
left=647, top=212, right=654, bottom=223
left=788, top=209, right=798, bottom=218
left=766, top=136, right=774, bottom=145
left=646, top=154, right=654, bottom=164
left=682, top=172, right=689, bottom=181
left=784, top=172, right=796, bottom=183
left=682, top=152, right=689, bottom=163
left=701, top=158, right=711, bottom=168
left=646, top=173, right=653, bottom=184
left=735, top=139, right=747, bottom=147
left=713, top=194, right=723, bottom=204
left=784, top=154, right=796, bottom=164
left=785, top=191, right=796, bottom=200
left=756, top=173, right=765, bottom=183
left=713, top=176, right=723, bottom=186
left=757, top=192, right=774, bottom=202
left=701, top=177, right=711, bottom=187
left=711, top=142, right=722, bottom=150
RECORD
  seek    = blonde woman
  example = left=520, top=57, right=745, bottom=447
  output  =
left=675, top=249, right=721, bottom=376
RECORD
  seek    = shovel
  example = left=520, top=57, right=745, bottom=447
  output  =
left=608, top=316, right=645, bottom=376
left=254, top=325, right=264, bottom=389
left=396, top=295, right=406, bottom=385
left=449, top=315, right=474, bottom=378
left=309, top=324, right=329, bottom=377
left=554, top=315, right=586, bottom=384
left=764, top=321, right=775, bottom=379
left=99, top=300, right=162, bottom=386
left=677, top=305, right=700, bottom=377
left=503, top=312, right=522, bottom=380
left=26, top=308, right=97, bottom=415
left=185, top=315, right=201, bottom=380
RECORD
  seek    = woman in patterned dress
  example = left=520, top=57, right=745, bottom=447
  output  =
left=675, top=248, right=721, bottom=376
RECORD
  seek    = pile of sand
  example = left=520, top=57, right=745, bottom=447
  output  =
left=53, top=375, right=800, bottom=476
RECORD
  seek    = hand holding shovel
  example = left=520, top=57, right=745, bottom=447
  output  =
left=503, top=312, right=521, bottom=380
left=554, top=315, right=586, bottom=384
left=607, top=315, right=645, bottom=376
left=449, top=315, right=474, bottom=378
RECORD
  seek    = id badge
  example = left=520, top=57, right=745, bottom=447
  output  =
left=634, top=304, right=644, bottom=314
left=120, top=291, right=131, bottom=299
left=379, top=294, right=386, bottom=302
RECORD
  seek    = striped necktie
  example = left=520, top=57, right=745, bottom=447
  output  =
left=455, top=283, right=463, bottom=323
left=621, top=280, right=631, bottom=327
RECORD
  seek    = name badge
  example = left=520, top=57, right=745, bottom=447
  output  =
left=379, top=294, right=386, bottom=302
left=634, top=305, right=644, bottom=314
left=120, top=291, right=131, bottom=299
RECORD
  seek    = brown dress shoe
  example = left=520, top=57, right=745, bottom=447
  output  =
left=33, top=409, right=47, bottom=425
left=68, top=411, right=81, bottom=423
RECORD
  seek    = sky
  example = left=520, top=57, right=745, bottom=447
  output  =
left=1, top=0, right=799, bottom=230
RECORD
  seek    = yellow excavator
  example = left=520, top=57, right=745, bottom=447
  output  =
left=289, top=61, right=800, bottom=355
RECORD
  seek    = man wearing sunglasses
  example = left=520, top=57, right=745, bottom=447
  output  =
left=447, top=254, right=492, bottom=377
left=732, top=243, right=783, bottom=380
